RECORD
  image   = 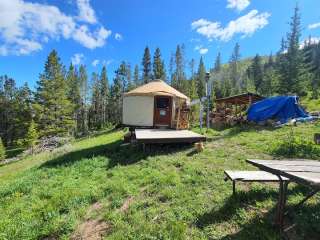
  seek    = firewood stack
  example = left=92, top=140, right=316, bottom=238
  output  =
left=211, top=104, right=246, bottom=127
left=174, top=103, right=190, bottom=130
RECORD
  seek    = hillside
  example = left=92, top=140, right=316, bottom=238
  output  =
left=0, top=123, right=319, bottom=239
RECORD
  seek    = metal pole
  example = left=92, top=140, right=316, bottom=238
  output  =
left=206, top=72, right=210, bottom=129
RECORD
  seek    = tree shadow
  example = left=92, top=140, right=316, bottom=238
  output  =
left=210, top=125, right=278, bottom=142
left=195, top=188, right=278, bottom=229
left=40, top=138, right=194, bottom=170
left=195, top=184, right=320, bottom=240
left=40, top=139, right=126, bottom=168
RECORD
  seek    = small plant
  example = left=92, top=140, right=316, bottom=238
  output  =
left=24, top=120, right=39, bottom=154
left=0, top=137, right=6, bottom=161
left=271, top=126, right=320, bottom=158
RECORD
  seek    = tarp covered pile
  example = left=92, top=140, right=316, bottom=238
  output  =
left=247, top=96, right=310, bottom=124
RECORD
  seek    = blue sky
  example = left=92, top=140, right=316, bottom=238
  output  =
left=0, top=0, right=320, bottom=88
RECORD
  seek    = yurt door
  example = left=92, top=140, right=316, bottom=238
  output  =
left=154, top=96, right=172, bottom=127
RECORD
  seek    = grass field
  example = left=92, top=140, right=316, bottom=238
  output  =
left=0, top=123, right=320, bottom=239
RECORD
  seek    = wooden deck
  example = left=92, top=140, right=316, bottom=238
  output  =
left=135, top=129, right=206, bottom=144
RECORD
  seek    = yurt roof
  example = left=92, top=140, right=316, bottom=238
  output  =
left=124, top=80, right=189, bottom=100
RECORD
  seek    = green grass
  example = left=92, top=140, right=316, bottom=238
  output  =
left=300, top=94, right=320, bottom=112
left=0, top=124, right=320, bottom=239
left=4, top=147, right=25, bottom=159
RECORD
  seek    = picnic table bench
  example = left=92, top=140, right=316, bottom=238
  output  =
left=247, top=159, right=320, bottom=232
left=224, top=170, right=288, bottom=195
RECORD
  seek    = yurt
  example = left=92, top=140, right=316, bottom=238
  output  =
left=122, top=80, right=190, bottom=129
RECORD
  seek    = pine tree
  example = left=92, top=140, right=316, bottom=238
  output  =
left=153, top=47, right=166, bottom=80
left=117, top=61, right=128, bottom=92
left=100, top=65, right=109, bottom=126
left=142, top=46, right=152, bottom=83
left=212, top=52, right=223, bottom=98
left=90, top=72, right=101, bottom=129
left=0, top=76, right=33, bottom=147
left=249, top=54, right=264, bottom=94
left=169, top=53, right=177, bottom=87
left=133, top=65, right=140, bottom=87
left=35, top=50, right=75, bottom=136
left=1, top=76, right=17, bottom=146
left=311, top=42, right=320, bottom=98
left=262, top=53, right=276, bottom=96
left=229, top=43, right=241, bottom=94
left=214, top=52, right=222, bottom=72
left=276, top=38, right=288, bottom=94
left=188, top=58, right=197, bottom=100
left=126, top=63, right=133, bottom=90
left=66, top=63, right=81, bottom=135
left=197, top=56, right=206, bottom=98
left=174, top=44, right=187, bottom=93
left=279, top=4, right=305, bottom=95
left=78, top=64, right=89, bottom=135
left=24, top=120, right=38, bottom=153
left=0, top=137, right=5, bottom=161
left=109, top=69, right=123, bottom=124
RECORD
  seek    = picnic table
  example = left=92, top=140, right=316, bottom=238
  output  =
left=247, top=159, right=320, bottom=230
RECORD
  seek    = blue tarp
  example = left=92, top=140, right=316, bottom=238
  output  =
left=247, top=96, right=309, bottom=124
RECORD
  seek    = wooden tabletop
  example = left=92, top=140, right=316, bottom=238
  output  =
left=247, top=159, right=320, bottom=189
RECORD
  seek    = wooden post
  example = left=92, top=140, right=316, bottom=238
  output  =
left=314, top=133, right=320, bottom=144
left=177, top=103, right=181, bottom=130
left=232, top=181, right=236, bottom=195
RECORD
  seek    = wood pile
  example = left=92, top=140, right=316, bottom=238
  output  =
left=211, top=104, right=246, bottom=127
left=174, top=103, right=190, bottom=130
left=211, top=93, right=264, bottom=127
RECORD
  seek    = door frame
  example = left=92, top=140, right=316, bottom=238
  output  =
left=153, top=95, right=173, bottom=127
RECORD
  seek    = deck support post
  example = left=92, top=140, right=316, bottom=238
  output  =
left=275, top=177, right=289, bottom=231
left=232, top=181, right=236, bottom=195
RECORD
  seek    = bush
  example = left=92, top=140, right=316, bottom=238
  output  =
left=0, top=137, right=6, bottom=161
left=271, top=127, right=320, bottom=158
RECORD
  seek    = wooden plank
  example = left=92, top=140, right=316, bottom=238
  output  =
left=248, top=159, right=320, bottom=167
left=224, top=170, right=288, bottom=182
left=247, top=159, right=320, bottom=189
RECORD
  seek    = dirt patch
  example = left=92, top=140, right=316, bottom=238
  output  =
left=71, top=202, right=111, bottom=240
left=119, top=196, right=134, bottom=213
left=71, top=219, right=111, bottom=240
left=85, top=202, right=103, bottom=219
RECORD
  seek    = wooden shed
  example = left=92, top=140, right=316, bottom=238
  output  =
left=122, top=80, right=190, bottom=129
left=211, top=92, right=264, bottom=126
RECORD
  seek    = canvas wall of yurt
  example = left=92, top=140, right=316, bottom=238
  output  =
left=122, top=80, right=190, bottom=129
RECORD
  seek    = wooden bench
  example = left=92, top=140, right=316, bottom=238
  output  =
left=224, top=170, right=289, bottom=195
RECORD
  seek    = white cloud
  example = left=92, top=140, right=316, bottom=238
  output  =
left=92, top=59, right=99, bottom=66
left=308, top=22, right=320, bottom=30
left=102, top=59, right=113, bottom=66
left=299, top=37, right=320, bottom=49
left=115, top=33, right=123, bottom=41
left=227, top=0, right=250, bottom=11
left=71, top=53, right=84, bottom=65
left=199, top=48, right=208, bottom=54
left=191, top=10, right=270, bottom=41
left=76, top=0, right=97, bottom=24
left=73, top=25, right=111, bottom=49
left=194, top=45, right=209, bottom=55
left=0, top=0, right=111, bottom=56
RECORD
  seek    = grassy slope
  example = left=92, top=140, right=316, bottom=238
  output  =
left=300, top=96, right=320, bottom=112
left=0, top=124, right=319, bottom=240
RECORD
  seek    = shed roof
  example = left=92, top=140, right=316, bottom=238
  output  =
left=124, top=80, right=189, bottom=100
left=215, top=92, right=264, bottom=105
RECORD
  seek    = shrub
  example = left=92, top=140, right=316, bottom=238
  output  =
left=0, top=137, right=6, bottom=161
left=271, top=127, right=320, bottom=158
